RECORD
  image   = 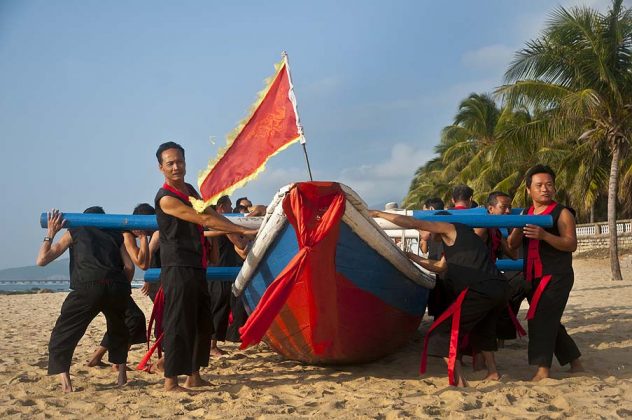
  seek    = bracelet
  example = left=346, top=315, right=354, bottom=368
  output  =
left=43, top=236, right=53, bottom=242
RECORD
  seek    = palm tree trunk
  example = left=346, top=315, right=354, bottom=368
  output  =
left=607, top=144, right=623, bottom=280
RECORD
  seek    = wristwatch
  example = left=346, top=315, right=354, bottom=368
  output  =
left=43, top=236, right=53, bottom=242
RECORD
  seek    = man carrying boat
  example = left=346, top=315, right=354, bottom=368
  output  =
left=370, top=209, right=510, bottom=387
left=507, top=164, right=583, bottom=381
left=154, top=141, right=257, bottom=392
left=37, top=206, right=132, bottom=393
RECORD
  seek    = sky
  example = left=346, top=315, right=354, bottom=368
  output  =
left=0, top=0, right=622, bottom=270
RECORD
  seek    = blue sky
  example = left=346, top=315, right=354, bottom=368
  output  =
left=0, top=0, right=619, bottom=269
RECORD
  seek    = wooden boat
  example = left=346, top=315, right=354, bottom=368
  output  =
left=233, top=181, right=434, bottom=364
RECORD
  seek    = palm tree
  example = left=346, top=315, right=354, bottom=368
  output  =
left=498, top=0, right=632, bottom=280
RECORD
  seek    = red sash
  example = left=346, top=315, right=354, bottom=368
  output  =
left=137, top=286, right=165, bottom=371
left=161, top=183, right=208, bottom=269
left=524, top=202, right=557, bottom=320
left=420, top=288, right=468, bottom=386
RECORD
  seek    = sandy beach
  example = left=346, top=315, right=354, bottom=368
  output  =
left=0, top=255, right=630, bottom=419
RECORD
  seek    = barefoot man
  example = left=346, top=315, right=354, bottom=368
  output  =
left=37, top=206, right=132, bottom=392
left=370, top=210, right=510, bottom=387
left=508, top=164, right=582, bottom=381
left=154, top=141, right=256, bottom=392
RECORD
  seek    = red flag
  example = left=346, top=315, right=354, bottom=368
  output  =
left=192, top=55, right=303, bottom=211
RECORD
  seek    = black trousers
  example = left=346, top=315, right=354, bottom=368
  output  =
left=100, top=295, right=147, bottom=348
left=162, top=266, right=212, bottom=377
left=208, top=280, right=231, bottom=342
left=427, top=275, right=452, bottom=319
left=427, top=281, right=509, bottom=358
left=527, top=271, right=581, bottom=367
left=496, top=272, right=530, bottom=340
left=226, top=293, right=249, bottom=342
left=48, top=282, right=129, bottom=375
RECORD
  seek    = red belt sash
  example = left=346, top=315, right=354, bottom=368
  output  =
left=420, top=288, right=468, bottom=386
left=137, top=286, right=165, bottom=371
left=524, top=202, right=557, bottom=320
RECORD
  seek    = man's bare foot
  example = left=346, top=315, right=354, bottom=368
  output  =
left=210, top=347, right=225, bottom=357
left=164, top=376, right=198, bottom=393
left=111, top=364, right=132, bottom=372
left=531, top=366, right=550, bottom=381
left=569, top=359, right=584, bottom=373
left=59, top=372, right=73, bottom=393
left=117, top=364, right=127, bottom=386
left=87, top=347, right=108, bottom=367
left=184, top=372, right=211, bottom=388
left=472, top=353, right=487, bottom=371
left=483, top=371, right=501, bottom=381
left=156, top=357, right=165, bottom=371
left=210, top=340, right=225, bottom=357
left=445, top=358, right=469, bottom=387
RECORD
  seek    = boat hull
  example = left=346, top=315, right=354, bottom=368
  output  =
left=242, top=221, right=429, bottom=364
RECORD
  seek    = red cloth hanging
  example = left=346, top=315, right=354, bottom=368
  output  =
left=420, top=288, right=469, bottom=386
left=137, top=286, right=165, bottom=371
left=239, top=182, right=346, bottom=350
left=524, top=202, right=557, bottom=320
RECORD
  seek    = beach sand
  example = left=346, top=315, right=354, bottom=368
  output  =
left=0, top=255, right=631, bottom=419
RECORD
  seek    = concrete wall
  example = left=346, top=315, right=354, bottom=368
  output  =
left=575, top=219, right=632, bottom=254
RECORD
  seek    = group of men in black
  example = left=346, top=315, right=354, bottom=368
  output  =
left=371, top=165, right=582, bottom=386
left=38, top=140, right=582, bottom=391
left=37, top=142, right=257, bottom=392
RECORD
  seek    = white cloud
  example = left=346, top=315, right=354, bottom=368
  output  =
left=337, top=143, right=434, bottom=205
left=462, top=44, right=515, bottom=71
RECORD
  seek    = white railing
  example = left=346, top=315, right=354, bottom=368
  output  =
left=576, top=220, right=632, bottom=237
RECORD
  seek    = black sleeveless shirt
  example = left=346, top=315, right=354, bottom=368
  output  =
left=68, top=227, right=128, bottom=290
left=443, top=223, right=505, bottom=293
left=522, top=204, right=573, bottom=275
left=155, top=183, right=206, bottom=268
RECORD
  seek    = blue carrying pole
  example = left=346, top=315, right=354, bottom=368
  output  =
left=41, top=211, right=551, bottom=230
left=408, top=210, right=552, bottom=228
left=39, top=212, right=262, bottom=230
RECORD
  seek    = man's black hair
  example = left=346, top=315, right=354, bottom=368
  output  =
left=156, top=141, right=185, bottom=164
left=525, top=164, right=556, bottom=188
left=424, top=197, right=445, bottom=210
left=452, top=184, right=474, bottom=202
left=133, top=203, right=155, bottom=215
left=235, top=197, right=250, bottom=206
left=233, top=205, right=248, bottom=213
left=83, top=206, right=105, bottom=214
left=486, top=191, right=511, bottom=207
left=216, top=195, right=231, bottom=206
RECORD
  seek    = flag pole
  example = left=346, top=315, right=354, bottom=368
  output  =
left=282, top=51, right=313, bottom=181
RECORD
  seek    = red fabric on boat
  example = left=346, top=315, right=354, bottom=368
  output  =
left=239, top=182, right=346, bottom=350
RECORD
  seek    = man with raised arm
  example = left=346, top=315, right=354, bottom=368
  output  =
left=507, top=164, right=582, bottom=381
left=154, top=141, right=256, bottom=392
left=87, top=203, right=154, bottom=368
left=370, top=209, right=510, bottom=387
left=37, top=206, right=132, bottom=393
